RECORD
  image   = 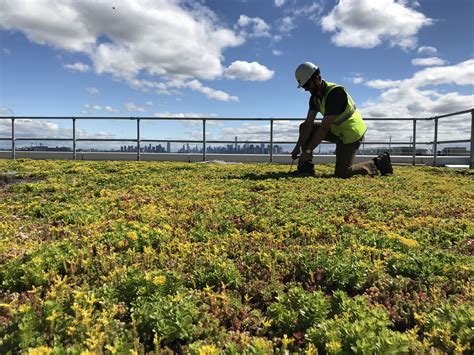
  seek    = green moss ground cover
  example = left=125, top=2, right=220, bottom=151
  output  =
left=0, top=159, right=473, bottom=354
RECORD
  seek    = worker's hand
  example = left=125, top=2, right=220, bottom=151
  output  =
left=291, top=145, right=301, bottom=160
left=299, top=150, right=311, bottom=165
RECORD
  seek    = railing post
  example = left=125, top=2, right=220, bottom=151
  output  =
left=412, top=119, right=417, bottom=166
left=470, top=109, right=474, bottom=169
left=270, top=119, right=274, bottom=163
left=72, top=117, right=77, bottom=160
left=136, top=118, right=141, bottom=161
left=203, top=119, right=206, bottom=161
left=11, top=118, right=15, bottom=159
left=433, top=117, right=438, bottom=166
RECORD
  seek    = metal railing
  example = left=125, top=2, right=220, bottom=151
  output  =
left=1, top=108, right=473, bottom=168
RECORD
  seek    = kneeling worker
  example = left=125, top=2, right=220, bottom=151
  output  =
left=292, top=62, right=393, bottom=177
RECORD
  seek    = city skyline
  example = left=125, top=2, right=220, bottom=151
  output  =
left=6, top=140, right=469, bottom=157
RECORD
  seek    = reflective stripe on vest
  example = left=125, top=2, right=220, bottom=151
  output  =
left=334, top=105, right=356, bottom=126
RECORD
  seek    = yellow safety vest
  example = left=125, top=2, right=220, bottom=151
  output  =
left=314, top=81, right=367, bottom=144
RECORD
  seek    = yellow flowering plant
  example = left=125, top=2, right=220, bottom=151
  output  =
left=0, top=159, right=472, bottom=353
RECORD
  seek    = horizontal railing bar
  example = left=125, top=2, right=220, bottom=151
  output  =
left=76, top=138, right=137, bottom=142
left=429, top=109, right=473, bottom=120
left=0, top=116, right=138, bottom=120
left=141, top=139, right=204, bottom=143
left=272, top=141, right=431, bottom=145
left=428, top=139, right=470, bottom=144
left=13, top=138, right=72, bottom=141
left=0, top=116, right=433, bottom=121
left=360, top=141, right=424, bottom=145
left=1, top=109, right=471, bottom=122
left=2, top=116, right=297, bottom=121
left=362, top=117, right=431, bottom=121
left=273, top=141, right=434, bottom=145
left=206, top=140, right=269, bottom=144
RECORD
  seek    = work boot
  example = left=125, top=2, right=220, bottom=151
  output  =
left=296, top=161, right=315, bottom=175
left=373, top=152, right=393, bottom=175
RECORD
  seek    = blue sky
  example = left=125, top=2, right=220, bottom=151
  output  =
left=0, top=0, right=473, bottom=149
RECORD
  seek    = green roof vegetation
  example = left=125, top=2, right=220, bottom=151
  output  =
left=0, top=159, right=473, bottom=353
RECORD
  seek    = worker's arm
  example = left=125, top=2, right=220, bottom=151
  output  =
left=297, top=109, right=317, bottom=146
left=291, top=109, right=317, bottom=159
left=298, top=115, right=337, bottom=163
left=305, top=114, right=337, bottom=151
left=298, top=88, right=346, bottom=162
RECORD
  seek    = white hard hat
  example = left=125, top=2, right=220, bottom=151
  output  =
left=295, top=62, right=319, bottom=88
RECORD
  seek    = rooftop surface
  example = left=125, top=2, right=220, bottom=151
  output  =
left=0, top=160, right=473, bottom=353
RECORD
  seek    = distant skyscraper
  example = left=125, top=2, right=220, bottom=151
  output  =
left=167, top=142, right=171, bottom=153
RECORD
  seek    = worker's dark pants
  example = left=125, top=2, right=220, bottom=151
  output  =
left=300, top=122, right=378, bottom=178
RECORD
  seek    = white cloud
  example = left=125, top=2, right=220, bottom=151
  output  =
left=366, top=79, right=402, bottom=89
left=0, top=119, right=57, bottom=139
left=2, top=48, right=10, bottom=55
left=321, top=0, right=433, bottom=50
left=64, top=62, right=90, bottom=72
left=0, top=1, right=96, bottom=52
left=104, top=106, right=119, bottom=113
left=156, top=89, right=173, bottom=95
left=409, top=59, right=474, bottom=87
left=417, top=46, right=437, bottom=55
left=360, top=60, right=474, bottom=122
left=132, top=78, right=237, bottom=102
left=358, top=60, right=474, bottom=144
left=0, top=119, right=124, bottom=151
left=272, top=49, right=282, bottom=56
left=287, top=2, right=325, bottom=22
left=146, top=101, right=153, bottom=106
left=236, top=15, right=271, bottom=38
left=0, top=0, right=245, bottom=101
left=111, top=72, right=240, bottom=103
left=153, top=112, right=218, bottom=118
left=224, top=61, right=274, bottom=81
left=0, top=107, right=14, bottom=115
left=219, top=121, right=300, bottom=142
left=91, top=43, right=142, bottom=82
left=346, top=74, right=365, bottom=84
left=275, top=0, right=286, bottom=7
left=124, top=102, right=145, bottom=112
left=278, top=16, right=296, bottom=33
left=411, top=57, right=448, bottom=66
left=151, top=112, right=223, bottom=132
left=361, top=97, right=472, bottom=144
left=273, top=2, right=324, bottom=37
left=181, top=79, right=239, bottom=102
left=84, top=104, right=119, bottom=113
left=86, top=87, right=99, bottom=94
